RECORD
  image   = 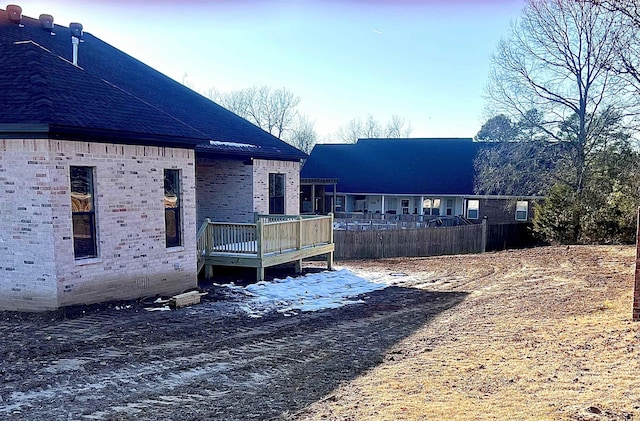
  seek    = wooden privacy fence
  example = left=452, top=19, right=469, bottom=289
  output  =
left=486, top=222, right=536, bottom=251
left=333, top=222, right=486, bottom=260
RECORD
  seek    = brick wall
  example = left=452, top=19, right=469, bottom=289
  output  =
left=196, top=157, right=254, bottom=224
left=252, top=159, right=300, bottom=216
left=476, top=198, right=536, bottom=225
left=0, top=139, right=197, bottom=311
left=0, top=139, right=59, bottom=311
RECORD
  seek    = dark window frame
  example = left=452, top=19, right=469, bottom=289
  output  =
left=70, top=166, right=98, bottom=259
left=401, top=199, right=410, bottom=215
left=269, top=173, right=286, bottom=215
left=164, top=169, right=182, bottom=248
left=445, top=198, right=454, bottom=216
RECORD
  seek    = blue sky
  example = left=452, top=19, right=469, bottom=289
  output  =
left=21, top=0, right=525, bottom=141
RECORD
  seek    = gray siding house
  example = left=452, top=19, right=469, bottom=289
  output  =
left=301, top=138, right=541, bottom=224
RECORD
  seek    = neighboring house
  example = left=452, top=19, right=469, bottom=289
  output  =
left=0, top=7, right=307, bottom=311
left=300, top=138, right=541, bottom=224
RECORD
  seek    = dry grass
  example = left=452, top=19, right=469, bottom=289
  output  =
left=295, top=246, right=640, bottom=420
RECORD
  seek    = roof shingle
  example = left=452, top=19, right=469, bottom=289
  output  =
left=0, top=10, right=306, bottom=160
left=301, top=138, right=478, bottom=195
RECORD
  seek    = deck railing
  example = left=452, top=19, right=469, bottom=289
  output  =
left=197, top=214, right=334, bottom=267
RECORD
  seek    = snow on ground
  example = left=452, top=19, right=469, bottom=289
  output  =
left=220, top=269, right=388, bottom=318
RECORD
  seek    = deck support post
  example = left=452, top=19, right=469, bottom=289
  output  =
left=327, top=212, right=334, bottom=271
left=257, top=218, right=264, bottom=281
left=295, top=259, right=303, bottom=274
left=205, top=264, right=213, bottom=279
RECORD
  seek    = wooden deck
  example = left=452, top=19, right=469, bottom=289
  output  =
left=197, top=214, right=334, bottom=280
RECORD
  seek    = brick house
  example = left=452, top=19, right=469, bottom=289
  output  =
left=301, top=138, right=542, bottom=224
left=0, top=7, right=306, bottom=311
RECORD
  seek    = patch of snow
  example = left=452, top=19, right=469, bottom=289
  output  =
left=144, top=306, right=171, bottom=312
left=221, top=269, right=387, bottom=318
left=208, top=140, right=260, bottom=150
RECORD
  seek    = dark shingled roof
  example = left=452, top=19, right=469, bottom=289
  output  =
left=301, top=138, right=479, bottom=195
left=0, top=9, right=306, bottom=160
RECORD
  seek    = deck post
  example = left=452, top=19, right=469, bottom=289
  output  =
left=257, top=218, right=265, bottom=281
left=327, top=213, right=334, bottom=271
left=205, top=218, right=213, bottom=279
left=295, top=215, right=303, bottom=274
left=205, top=217, right=211, bottom=253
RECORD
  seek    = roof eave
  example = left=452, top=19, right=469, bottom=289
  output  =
left=195, top=146, right=306, bottom=162
left=0, top=123, right=205, bottom=148
left=0, top=123, right=50, bottom=138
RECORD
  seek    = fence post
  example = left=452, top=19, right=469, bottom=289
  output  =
left=633, top=207, right=640, bottom=321
left=481, top=217, right=488, bottom=253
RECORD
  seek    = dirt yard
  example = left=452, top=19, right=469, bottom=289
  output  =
left=1, top=245, right=638, bottom=420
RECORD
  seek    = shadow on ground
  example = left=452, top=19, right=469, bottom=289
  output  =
left=0, top=275, right=467, bottom=420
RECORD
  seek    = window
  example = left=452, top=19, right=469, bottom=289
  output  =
left=516, top=200, right=529, bottom=221
left=269, top=173, right=285, bottom=215
left=401, top=199, right=410, bottom=214
left=423, top=198, right=441, bottom=216
left=335, top=195, right=345, bottom=212
left=445, top=199, right=454, bottom=216
left=467, top=199, right=479, bottom=219
left=164, top=169, right=182, bottom=248
left=70, top=166, right=97, bottom=259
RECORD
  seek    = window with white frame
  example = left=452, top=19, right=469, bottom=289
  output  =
left=516, top=200, right=528, bottom=221
left=467, top=199, right=479, bottom=219
left=423, top=198, right=441, bottom=216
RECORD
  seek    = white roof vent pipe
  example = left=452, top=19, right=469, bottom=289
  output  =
left=69, top=22, right=83, bottom=66
left=6, top=4, right=23, bottom=26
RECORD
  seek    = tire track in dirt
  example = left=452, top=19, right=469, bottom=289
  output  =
left=0, top=287, right=466, bottom=420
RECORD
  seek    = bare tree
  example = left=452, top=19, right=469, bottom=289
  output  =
left=285, top=115, right=317, bottom=154
left=589, top=0, right=640, bottom=25
left=208, top=86, right=301, bottom=139
left=385, top=115, right=413, bottom=138
left=587, top=1, right=640, bottom=91
left=486, top=0, right=637, bottom=193
left=336, top=114, right=413, bottom=143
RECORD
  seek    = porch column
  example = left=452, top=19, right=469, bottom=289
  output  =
left=381, top=195, right=385, bottom=214
left=311, top=184, right=316, bottom=213
left=419, top=196, right=424, bottom=216
left=333, top=183, right=337, bottom=213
